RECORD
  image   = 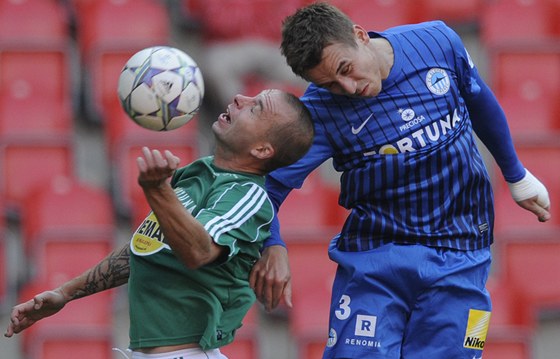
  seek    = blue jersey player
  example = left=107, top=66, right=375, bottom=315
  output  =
left=249, top=2, right=551, bottom=359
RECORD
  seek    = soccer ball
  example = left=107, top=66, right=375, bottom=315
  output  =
left=117, top=46, right=204, bottom=131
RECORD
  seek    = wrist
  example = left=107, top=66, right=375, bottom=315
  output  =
left=507, top=169, right=550, bottom=207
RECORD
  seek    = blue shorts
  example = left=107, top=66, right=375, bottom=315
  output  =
left=323, top=241, right=492, bottom=359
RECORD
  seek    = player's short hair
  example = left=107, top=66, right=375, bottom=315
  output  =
left=281, top=2, right=356, bottom=80
left=264, top=92, right=314, bottom=173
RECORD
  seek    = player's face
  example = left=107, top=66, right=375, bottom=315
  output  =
left=213, top=89, right=290, bottom=151
left=306, top=26, right=384, bottom=98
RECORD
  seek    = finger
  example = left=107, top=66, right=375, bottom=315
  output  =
left=164, top=150, right=180, bottom=169
left=248, top=267, right=258, bottom=291
left=527, top=199, right=551, bottom=222
left=10, top=314, right=19, bottom=327
left=250, top=271, right=265, bottom=302
left=269, top=280, right=285, bottom=310
left=5, top=324, right=14, bottom=338
left=136, top=157, right=147, bottom=173
left=283, top=280, right=293, bottom=309
left=152, top=149, right=166, bottom=167
left=142, top=146, right=154, bottom=167
left=263, top=279, right=275, bottom=312
left=537, top=208, right=551, bottom=222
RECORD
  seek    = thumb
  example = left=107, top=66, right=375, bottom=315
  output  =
left=33, top=295, right=45, bottom=310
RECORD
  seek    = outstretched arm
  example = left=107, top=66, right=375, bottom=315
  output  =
left=5, top=243, right=130, bottom=337
left=467, top=75, right=551, bottom=222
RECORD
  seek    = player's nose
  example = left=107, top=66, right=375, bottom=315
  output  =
left=339, top=77, right=357, bottom=95
left=233, top=94, right=254, bottom=107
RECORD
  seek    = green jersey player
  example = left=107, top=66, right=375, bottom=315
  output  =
left=5, top=89, right=314, bottom=359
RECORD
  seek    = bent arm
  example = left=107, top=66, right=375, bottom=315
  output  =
left=137, top=148, right=226, bottom=269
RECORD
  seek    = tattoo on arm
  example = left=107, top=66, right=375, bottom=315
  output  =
left=71, top=245, right=131, bottom=300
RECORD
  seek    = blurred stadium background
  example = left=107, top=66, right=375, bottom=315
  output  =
left=0, top=0, right=559, bottom=358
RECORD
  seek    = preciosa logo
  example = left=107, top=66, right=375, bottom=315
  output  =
left=400, top=108, right=416, bottom=122
left=426, top=68, right=450, bottom=95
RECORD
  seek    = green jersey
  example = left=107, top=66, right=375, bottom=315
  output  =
left=128, top=156, right=273, bottom=350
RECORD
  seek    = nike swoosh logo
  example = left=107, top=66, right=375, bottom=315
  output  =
left=351, top=113, right=373, bottom=135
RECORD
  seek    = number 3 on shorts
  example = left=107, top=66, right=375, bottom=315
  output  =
left=335, top=294, right=351, bottom=320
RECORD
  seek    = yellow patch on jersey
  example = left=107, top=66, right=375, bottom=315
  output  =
left=131, top=212, right=167, bottom=255
left=463, top=309, right=491, bottom=350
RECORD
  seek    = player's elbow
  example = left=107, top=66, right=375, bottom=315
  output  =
left=182, top=245, right=226, bottom=269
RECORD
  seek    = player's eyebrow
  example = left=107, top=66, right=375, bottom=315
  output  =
left=316, top=60, right=348, bottom=88
left=335, top=59, right=348, bottom=75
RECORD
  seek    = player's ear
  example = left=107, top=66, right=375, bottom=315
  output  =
left=353, top=25, right=369, bottom=45
left=250, top=143, right=275, bottom=160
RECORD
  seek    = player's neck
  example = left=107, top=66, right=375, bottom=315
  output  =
left=370, top=37, right=394, bottom=80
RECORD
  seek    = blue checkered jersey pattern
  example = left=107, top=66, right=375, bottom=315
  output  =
left=269, top=21, right=496, bottom=251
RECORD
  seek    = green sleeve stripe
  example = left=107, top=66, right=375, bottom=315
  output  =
left=205, top=183, right=269, bottom=241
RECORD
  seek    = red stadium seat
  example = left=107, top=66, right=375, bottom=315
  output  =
left=548, top=0, right=560, bottom=36
left=0, top=0, right=70, bottom=45
left=0, top=140, right=74, bottom=211
left=288, top=239, right=337, bottom=359
left=72, top=0, right=170, bottom=123
left=480, top=0, right=556, bottom=46
left=34, top=237, right=113, bottom=289
left=0, top=49, right=73, bottom=138
left=32, top=335, right=113, bottom=359
left=495, top=232, right=560, bottom=328
left=487, top=277, right=522, bottom=327
left=220, top=305, right=259, bottom=359
left=493, top=144, right=560, bottom=233
left=72, top=0, right=169, bottom=60
left=485, top=276, right=536, bottom=358
left=483, top=329, right=533, bottom=359
left=0, top=198, right=6, bottom=305
left=416, top=0, right=482, bottom=25
left=186, top=0, right=302, bottom=42
left=490, top=47, right=560, bottom=138
left=278, top=170, right=348, bottom=241
left=88, top=50, right=136, bottom=129
left=20, top=176, right=114, bottom=258
left=319, top=0, right=419, bottom=31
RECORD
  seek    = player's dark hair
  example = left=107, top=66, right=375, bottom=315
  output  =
left=281, top=2, right=357, bottom=80
left=264, top=92, right=314, bottom=173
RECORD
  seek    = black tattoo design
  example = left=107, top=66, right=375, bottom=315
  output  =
left=71, top=245, right=130, bottom=300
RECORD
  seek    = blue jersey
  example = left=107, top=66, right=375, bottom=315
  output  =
left=269, top=21, right=499, bottom=251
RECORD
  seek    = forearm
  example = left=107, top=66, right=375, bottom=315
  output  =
left=59, top=244, right=130, bottom=302
left=467, top=77, right=525, bottom=182
left=142, top=184, right=223, bottom=268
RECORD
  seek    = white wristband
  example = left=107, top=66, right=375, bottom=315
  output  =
left=507, top=169, right=550, bottom=208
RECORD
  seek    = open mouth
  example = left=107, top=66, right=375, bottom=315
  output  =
left=219, top=110, right=231, bottom=124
